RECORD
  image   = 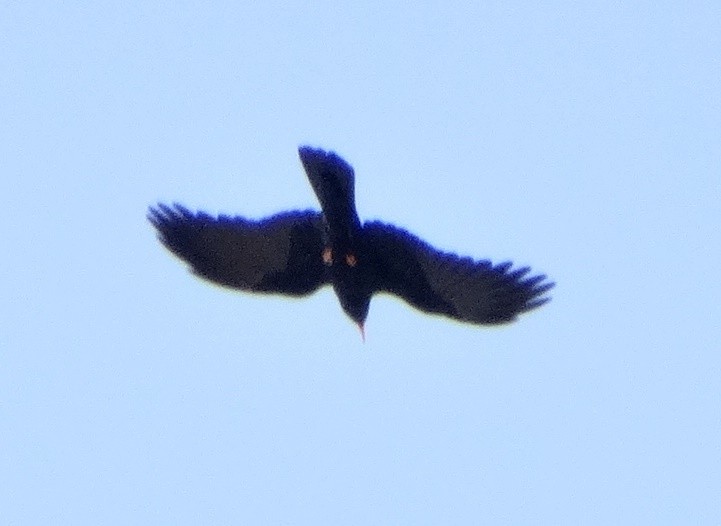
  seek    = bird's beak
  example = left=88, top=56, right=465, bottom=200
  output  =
left=357, top=323, right=366, bottom=343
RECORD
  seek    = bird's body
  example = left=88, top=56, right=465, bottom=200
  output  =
left=149, top=147, right=553, bottom=334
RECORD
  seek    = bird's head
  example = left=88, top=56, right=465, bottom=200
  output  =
left=334, top=284, right=371, bottom=340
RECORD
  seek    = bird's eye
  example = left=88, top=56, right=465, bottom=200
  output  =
left=345, top=253, right=357, bottom=267
left=322, top=247, right=333, bottom=266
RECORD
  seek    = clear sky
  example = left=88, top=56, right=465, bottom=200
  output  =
left=2, top=2, right=720, bottom=524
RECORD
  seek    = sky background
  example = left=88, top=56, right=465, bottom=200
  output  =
left=2, top=2, right=720, bottom=524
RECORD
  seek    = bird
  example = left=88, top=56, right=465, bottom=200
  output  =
left=148, top=146, right=554, bottom=338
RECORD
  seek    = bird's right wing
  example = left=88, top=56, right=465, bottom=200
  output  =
left=148, top=204, right=328, bottom=296
left=364, top=222, right=554, bottom=324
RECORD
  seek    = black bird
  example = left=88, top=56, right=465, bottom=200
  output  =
left=148, top=146, right=553, bottom=338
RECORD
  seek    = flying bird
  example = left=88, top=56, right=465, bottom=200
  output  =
left=148, top=146, right=553, bottom=338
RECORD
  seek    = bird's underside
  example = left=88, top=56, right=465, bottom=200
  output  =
left=149, top=146, right=554, bottom=330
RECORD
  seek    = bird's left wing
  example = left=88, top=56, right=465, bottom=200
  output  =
left=364, top=221, right=554, bottom=324
left=148, top=204, right=328, bottom=296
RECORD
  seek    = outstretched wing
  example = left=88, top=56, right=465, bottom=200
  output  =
left=364, top=222, right=554, bottom=324
left=148, top=203, right=328, bottom=296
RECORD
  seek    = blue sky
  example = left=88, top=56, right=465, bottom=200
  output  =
left=2, top=2, right=720, bottom=524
